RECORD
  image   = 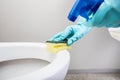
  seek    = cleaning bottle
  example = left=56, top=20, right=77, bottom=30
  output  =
left=68, top=0, right=104, bottom=22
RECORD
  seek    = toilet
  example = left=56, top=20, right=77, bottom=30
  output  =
left=0, top=42, right=70, bottom=80
left=108, top=27, right=120, bottom=41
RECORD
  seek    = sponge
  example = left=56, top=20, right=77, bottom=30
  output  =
left=46, top=42, right=71, bottom=53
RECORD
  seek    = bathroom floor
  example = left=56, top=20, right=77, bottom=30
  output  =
left=65, top=73, right=120, bottom=80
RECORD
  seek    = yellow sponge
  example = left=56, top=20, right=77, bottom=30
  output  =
left=46, top=43, right=71, bottom=53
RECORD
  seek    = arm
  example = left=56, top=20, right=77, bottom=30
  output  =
left=49, top=0, right=120, bottom=46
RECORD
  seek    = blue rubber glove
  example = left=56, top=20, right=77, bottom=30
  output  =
left=50, top=24, right=92, bottom=46
left=83, top=0, right=120, bottom=28
left=50, top=0, right=120, bottom=46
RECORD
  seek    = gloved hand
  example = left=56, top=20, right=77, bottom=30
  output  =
left=83, top=0, right=120, bottom=28
left=50, top=24, right=92, bottom=46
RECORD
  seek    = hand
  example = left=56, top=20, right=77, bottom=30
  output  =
left=50, top=24, right=92, bottom=46
left=84, top=0, right=120, bottom=28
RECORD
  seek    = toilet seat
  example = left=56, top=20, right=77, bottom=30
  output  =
left=0, top=42, right=70, bottom=80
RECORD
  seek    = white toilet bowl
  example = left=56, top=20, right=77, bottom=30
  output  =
left=0, top=42, right=70, bottom=80
left=108, top=28, right=120, bottom=41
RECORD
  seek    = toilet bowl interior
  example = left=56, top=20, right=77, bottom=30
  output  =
left=0, top=58, right=50, bottom=80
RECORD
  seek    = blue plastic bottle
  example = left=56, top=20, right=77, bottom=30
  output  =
left=68, top=0, right=104, bottom=22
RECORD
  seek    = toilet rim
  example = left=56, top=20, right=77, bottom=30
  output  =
left=0, top=42, right=70, bottom=62
left=0, top=42, right=55, bottom=62
left=0, top=42, right=70, bottom=79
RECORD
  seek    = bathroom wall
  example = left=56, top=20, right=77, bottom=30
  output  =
left=0, top=0, right=120, bottom=70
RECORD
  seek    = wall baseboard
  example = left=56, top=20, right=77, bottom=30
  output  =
left=68, top=69, right=120, bottom=74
